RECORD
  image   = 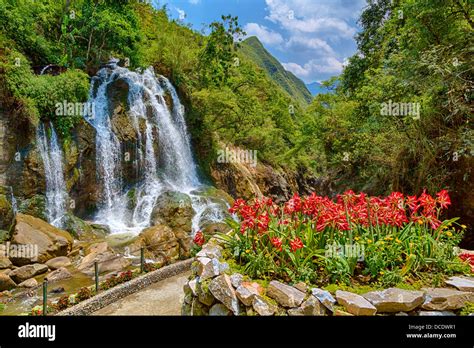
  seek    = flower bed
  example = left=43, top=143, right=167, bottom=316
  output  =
left=183, top=239, right=474, bottom=316
left=183, top=190, right=473, bottom=316
left=218, top=190, right=469, bottom=285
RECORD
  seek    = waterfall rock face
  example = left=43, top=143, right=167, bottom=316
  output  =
left=0, top=62, right=231, bottom=240
left=83, top=63, right=227, bottom=234
left=36, top=123, right=68, bottom=228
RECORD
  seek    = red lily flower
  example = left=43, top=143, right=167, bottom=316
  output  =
left=290, top=237, right=304, bottom=252
left=193, top=231, right=205, bottom=246
left=436, top=189, right=451, bottom=209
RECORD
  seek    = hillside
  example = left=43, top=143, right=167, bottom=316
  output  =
left=240, top=36, right=313, bottom=105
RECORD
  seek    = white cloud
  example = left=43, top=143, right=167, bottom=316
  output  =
left=244, top=23, right=284, bottom=46
left=188, top=0, right=200, bottom=4
left=286, top=36, right=334, bottom=55
left=259, top=0, right=365, bottom=82
left=282, top=57, right=344, bottom=82
left=264, top=0, right=359, bottom=39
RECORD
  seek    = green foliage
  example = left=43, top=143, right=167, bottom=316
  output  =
left=460, top=302, right=474, bottom=316
left=1, top=1, right=314, bottom=174
left=240, top=36, right=313, bottom=105
left=198, top=15, right=244, bottom=88
left=304, top=0, right=473, bottom=207
left=0, top=0, right=142, bottom=69
left=0, top=45, right=89, bottom=137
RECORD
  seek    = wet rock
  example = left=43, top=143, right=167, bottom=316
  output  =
left=0, top=257, right=12, bottom=269
left=50, top=287, right=65, bottom=294
left=17, top=195, right=47, bottom=221
left=267, top=280, right=305, bottom=307
left=445, top=276, right=474, bottom=292
left=62, top=214, right=108, bottom=242
left=0, top=273, right=16, bottom=291
left=9, top=263, right=48, bottom=283
left=236, top=282, right=263, bottom=306
left=208, top=274, right=240, bottom=315
left=230, top=273, right=244, bottom=288
left=300, top=296, right=326, bottom=316
left=336, top=290, right=377, bottom=316
left=311, top=288, right=336, bottom=312
left=418, top=311, right=456, bottom=316
left=150, top=191, right=194, bottom=233
left=78, top=241, right=131, bottom=276
left=45, top=256, right=72, bottom=270
left=421, top=288, right=474, bottom=311
left=209, top=303, right=232, bottom=316
left=252, top=295, right=277, bottom=316
left=18, top=278, right=38, bottom=288
left=45, top=267, right=72, bottom=282
left=202, top=222, right=229, bottom=236
left=363, top=288, right=425, bottom=313
left=10, top=214, right=73, bottom=265
left=132, top=224, right=179, bottom=263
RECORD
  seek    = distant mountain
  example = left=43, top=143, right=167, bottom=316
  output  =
left=306, top=81, right=329, bottom=95
left=240, top=36, right=313, bottom=105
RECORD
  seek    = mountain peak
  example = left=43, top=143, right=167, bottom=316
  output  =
left=240, top=36, right=312, bottom=105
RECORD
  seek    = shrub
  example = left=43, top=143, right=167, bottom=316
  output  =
left=76, top=287, right=93, bottom=302
left=55, top=295, right=70, bottom=311
left=100, top=270, right=134, bottom=291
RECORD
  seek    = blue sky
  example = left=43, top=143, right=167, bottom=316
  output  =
left=152, top=0, right=367, bottom=84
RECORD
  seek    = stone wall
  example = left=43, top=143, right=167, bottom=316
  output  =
left=182, top=240, right=474, bottom=316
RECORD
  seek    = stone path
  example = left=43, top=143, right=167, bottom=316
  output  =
left=93, top=271, right=190, bottom=315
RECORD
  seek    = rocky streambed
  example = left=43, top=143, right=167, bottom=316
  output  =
left=0, top=210, right=201, bottom=315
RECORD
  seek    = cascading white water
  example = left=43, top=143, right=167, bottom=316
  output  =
left=36, top=123, right=68, bottom=228
left=9, top=186, right=17, bottom=215
left=86, top=62, right=225, bottom=234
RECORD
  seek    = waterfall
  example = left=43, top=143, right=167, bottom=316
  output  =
left=85, top=62, right=224, bottom=234
left=36, top=123, right=68, bottom=228
left=9, top=186, right=17, bottom=215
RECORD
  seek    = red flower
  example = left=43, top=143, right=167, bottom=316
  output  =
left=271, top=237, right=283, bottom=251
left=257, top=212, right=270, bottom=234
left=436, top=189, right=451, bottom=209
left=193, top=231, right=205, bottom=246
left=290, top=237, right=304, bottom=252
left=459, top=253, right=474, bottom=272
left=284, top=193, right=302, bottom=214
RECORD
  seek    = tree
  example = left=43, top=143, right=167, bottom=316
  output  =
left=198, top=15, right=245, bottom=88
